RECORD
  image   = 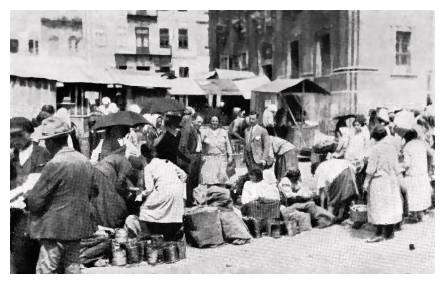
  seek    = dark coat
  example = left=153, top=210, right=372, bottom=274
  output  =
left=25, top=147, right=95, bottom=241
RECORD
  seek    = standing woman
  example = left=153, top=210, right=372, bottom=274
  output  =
left=363, top=125, right=403, bottom=243
left=400, top=129, right=432, bottom=221
left=200, top=116, right=233, bottom=186
left=138, top=145, right=188, bottom=241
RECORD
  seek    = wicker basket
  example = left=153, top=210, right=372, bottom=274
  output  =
left=349, top=204, right=368, bottom=223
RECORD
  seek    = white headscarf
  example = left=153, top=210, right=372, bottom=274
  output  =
left=108, top=103, right=119, bottom=114
left=54, top=108, right=71, bottom=126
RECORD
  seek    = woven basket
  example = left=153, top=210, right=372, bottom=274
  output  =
left=349, top=204, right=367, bottom=223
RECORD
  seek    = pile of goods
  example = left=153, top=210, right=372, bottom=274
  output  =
left=110, top=229, right=186, bottom=267
left=243, top=217, right=300, bottom=238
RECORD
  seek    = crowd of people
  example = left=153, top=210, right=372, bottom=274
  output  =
left=10, top=98, right=435, bottom=273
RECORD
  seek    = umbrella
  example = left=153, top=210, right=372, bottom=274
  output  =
left=139, top=97, right=185, bottom=114
left=93, top=111, right=148, bottom=130
left=333, top=114, right=357, bottom=120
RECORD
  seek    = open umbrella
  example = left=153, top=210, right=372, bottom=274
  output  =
left=139, top=97, right=185, bottom=114
left=93, top=111, right=148, bottom=130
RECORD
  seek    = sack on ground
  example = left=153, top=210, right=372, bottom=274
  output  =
left=219, top=209, right=251, bottom=244
left=184, top=206, right=224, bottom=248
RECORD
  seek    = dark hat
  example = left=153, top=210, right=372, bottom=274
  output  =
left=10, top=117, right=34, bottom=134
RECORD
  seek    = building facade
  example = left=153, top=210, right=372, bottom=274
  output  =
left=11, top=10, right=210, bottom=77
left=208, top=10, right=434, bottom=114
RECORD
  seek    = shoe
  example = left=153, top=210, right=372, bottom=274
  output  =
left=366, top=236, right=385, bottom=243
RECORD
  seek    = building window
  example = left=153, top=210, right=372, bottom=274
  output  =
left=136, top=27, right=149, bottom=54
left=136, top=66, right=150, bottom=71
left=396, top=31, right=411, bottom=66
left=178, top=28, right=188, bottom=49
left=261, top=42, right=273, bottom=60
left=28, top=39, right=39, bottom=55
left=160, top=28, right=169, bottom=48
left=68, top=36, right=79, bottom=52
left=240, top=52, right=248, bottom=70
left=48, top=36, right=59, bottom=53
left=230, top=55, right=240, bottom=70
left=314, top=33, right=331, bottom=77
left=219, top=55, right=229, bottom=69
left=179, top=67, right=189, bottom=77
left=118, top=65, right=127, bottom=70
left=290, top=40, right=300, bottom=78
left=10, top=39, right=19, bottom=53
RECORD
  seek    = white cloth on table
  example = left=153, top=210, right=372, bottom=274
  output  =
left=139, top=158, right=187, bottom=223
left=401, top=139, right=432, bottom=212
left=241, top=180, right=280, bottom=205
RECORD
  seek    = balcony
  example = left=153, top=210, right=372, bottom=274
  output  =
left=127, top=10, right=158, bottom=22
left=136, top=46, right=150, bottom=55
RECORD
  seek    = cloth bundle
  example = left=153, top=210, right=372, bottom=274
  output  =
left=184, top=206, right=224, bottom=248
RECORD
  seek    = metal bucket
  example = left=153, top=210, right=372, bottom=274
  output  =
left=115, top=228, right=128, bottom=244
left=126, top=239, right=140, bottom=264
left=163, top=242, right=179, bottom=264
left=111, top=240, right=127, bottom=266
left=145, top=244, right=158, bottom=265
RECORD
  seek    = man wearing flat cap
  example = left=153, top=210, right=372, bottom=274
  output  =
left=10, top=117, right=51, bottom=274
left=23, top=117, right=95, bottom=273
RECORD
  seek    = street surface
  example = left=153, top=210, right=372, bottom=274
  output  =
left=84, top=162, right=434, bottom=274
left=84, top=211, right=434, bottom=273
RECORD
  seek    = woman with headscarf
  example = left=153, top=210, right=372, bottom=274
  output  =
left=400, top=129, right=432, bottom=222
left=363, top=125, right=403, bottom=242
left=142, top=114, right=163, bottom=148
left=138, top=145, right=187, bottom=241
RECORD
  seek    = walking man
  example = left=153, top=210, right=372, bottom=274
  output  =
left=24, top=117, right=95, bottom=273
left=244, top=112, right=272, bottom=171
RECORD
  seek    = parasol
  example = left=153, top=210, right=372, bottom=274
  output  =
left=139, top=97, right=185, bottom=114
left=93, top=111, right=148, bottom=130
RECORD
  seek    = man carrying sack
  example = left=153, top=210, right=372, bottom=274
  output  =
left=24, top=117, right=95, bottom=273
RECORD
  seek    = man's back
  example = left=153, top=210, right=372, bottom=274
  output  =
left=26, top=147, right=94, bottom=241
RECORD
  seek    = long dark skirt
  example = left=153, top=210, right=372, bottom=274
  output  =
left=327, top=167, right=359, bottom=220
left=274, top=148, right=299, bottom=179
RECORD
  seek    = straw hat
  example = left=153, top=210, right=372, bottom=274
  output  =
left=39, top=117, right=73, bottom=140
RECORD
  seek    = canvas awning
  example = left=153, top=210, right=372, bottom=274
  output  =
left=203, top=68, right=256, bottom=80
left=10, top=55, right=170, bottom=89
left=107, top=69, right=170, bottom=89
left=10, top=55, right=112, bottom=84
left=165, top=78, right=207, bottom=96
left=253, top=78, right=330, bottom=94
left=233, top=75, right=270, bottom=99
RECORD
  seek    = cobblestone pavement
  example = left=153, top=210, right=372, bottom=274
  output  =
left=84, top=211, right=434, bottom=274
left=84, top=162, right=434, bottom=273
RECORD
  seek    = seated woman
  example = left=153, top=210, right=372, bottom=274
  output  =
left=241, top=168, right=280, bottom=205
left=240, top=168, right=281, bottom=219
left=312, top=158, right=359, bottom=223
left=138, top=144, right=188, bottom=241
left=278, top=170, right=335, bottom=229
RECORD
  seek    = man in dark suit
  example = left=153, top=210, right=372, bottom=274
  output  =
left=24, top=117, right=95, bottom=274
left=181, top=114, right=204, bottom=207
left=10, top=117, right=51, bottom=274
left=244, top=112, right=272, bottom=171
